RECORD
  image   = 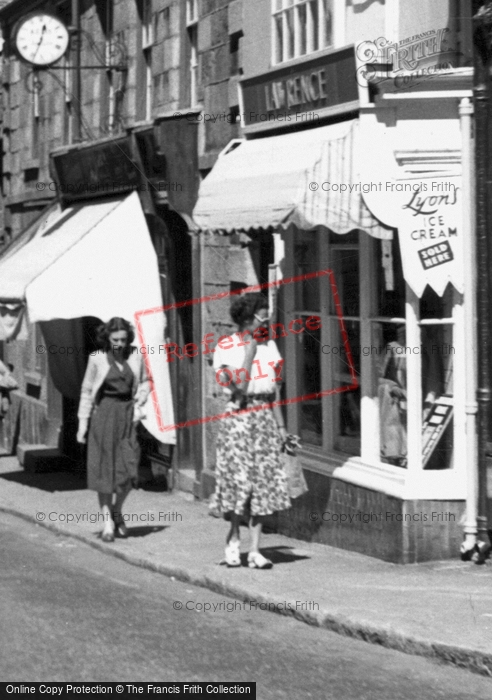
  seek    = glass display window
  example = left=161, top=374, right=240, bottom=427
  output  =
left=282, top=225, right=457, bottom=478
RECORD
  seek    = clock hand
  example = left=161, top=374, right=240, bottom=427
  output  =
left=32, top=24, right=47, bottom=59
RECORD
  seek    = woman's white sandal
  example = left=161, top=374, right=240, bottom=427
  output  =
left=224, top=540, right=241, bottom=567
left=247, top=552, right=273, bottom=569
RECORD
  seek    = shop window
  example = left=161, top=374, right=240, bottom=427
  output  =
left=375, top=321, right=407, bottom=466
left=294, top=230, right=320, bottom=311
left=419, top=285, right=454, bottom=470
left=298, top=317, right=322, bottom=446
left=293, top=229, right=323, bottom=446
left=272, top=0, right=333, bottom=65
left=330, top=243, right=360, bottom=452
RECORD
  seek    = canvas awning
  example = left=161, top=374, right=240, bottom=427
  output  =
left=0, top=192, right=175, bottom=444
left=193, top=120, right=392, bottom=239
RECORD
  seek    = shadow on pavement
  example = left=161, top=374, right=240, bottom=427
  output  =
left=251, top=546, right=311, bottom=566
left=94, top=525, right=168, bottom=539
left=0, top=469, right=86, bottom=493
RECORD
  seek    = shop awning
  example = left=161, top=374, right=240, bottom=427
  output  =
left=0, top=192, right=175, bottom=444
left=193, top=120, right=392, bottom=239
left=0, top=194, right=157, bottom=329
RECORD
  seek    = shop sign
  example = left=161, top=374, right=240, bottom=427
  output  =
left=240, top=46, right=358, bottom=129
left=395, top=177, right=463, bottom=297
left=51, top=136, right=142, bottom=203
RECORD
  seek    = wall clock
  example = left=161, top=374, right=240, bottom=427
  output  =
left=13, top=12, right=70, bottom=66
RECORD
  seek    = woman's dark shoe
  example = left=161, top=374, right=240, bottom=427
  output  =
left=113, top=514, right=129, bottom=538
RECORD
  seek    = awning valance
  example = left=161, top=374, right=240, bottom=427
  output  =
left=193, top=120, right=392, bottom=239
left=0, top=192, right=175, bottom=444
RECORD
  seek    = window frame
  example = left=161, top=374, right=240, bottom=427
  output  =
left=186, top=0, right=199, bottom=108
left=141, top=0, right=155, bottom=50
left=271, top=0, right=333, bottom=66
left=143, top=47, right=153, bottom=121
left=186, top=0, right=199, bottom=26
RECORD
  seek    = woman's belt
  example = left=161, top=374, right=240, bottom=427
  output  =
left=241, top=393, right=275, bottom=406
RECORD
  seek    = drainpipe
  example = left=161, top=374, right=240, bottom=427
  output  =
left=460, top=97, right=479, bottom=557
left=71, top=0, right=81, bottom=142
left=472, top=2, right=492, bottom=563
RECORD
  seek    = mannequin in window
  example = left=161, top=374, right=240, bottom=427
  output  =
left=379, top=325, right=407, bottom=466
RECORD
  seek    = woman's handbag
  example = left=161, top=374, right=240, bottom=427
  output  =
left=281, top=434, right=308, bottom=499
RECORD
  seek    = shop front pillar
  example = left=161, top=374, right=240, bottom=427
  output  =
left=405, top=284, right=423, bottom=479
left=459, top=96, right=479, bottom=556
left=472, top=0, right=492, bottom=561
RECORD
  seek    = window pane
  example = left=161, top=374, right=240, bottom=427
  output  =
left=421, top=324, right=454, bottom=470
left=294, top=230, right=320, bottom=311
left=375, top=322, right=407, bottom=467
left=298, top=3, right=307, bottom=55
left=376, top=237, right=405, bottom=318
left=330, top=248, right=359, bottom=317
left=331, top=318, right=361, bottom=447
left=298, top=317, right=322, bottom=445
left=285, top=8, right=295, bottom=59
left=322, top=0, right=333, bottom=47
left=275, top=15, right=283, bottom=64
left=310, top=0, right=319, bottom=51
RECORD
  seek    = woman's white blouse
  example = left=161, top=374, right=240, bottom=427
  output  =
left=213, top=335, right=283, bottom=396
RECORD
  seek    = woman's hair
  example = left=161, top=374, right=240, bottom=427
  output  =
left=96, top=317, right=135, bottom=352
left=230, top=293, right=268, bottom=327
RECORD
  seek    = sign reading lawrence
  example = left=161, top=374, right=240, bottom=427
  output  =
left=241, top=46, right=358, bottom=129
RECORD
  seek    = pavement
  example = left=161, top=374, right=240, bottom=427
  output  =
left=2, top=455, right=492, bottom=678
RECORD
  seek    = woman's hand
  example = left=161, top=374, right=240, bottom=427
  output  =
left=278, top=426, right=288, bottom=443
left=389, top=385, right=406, bottom=400
left=76, top=420, right=88, bottom=444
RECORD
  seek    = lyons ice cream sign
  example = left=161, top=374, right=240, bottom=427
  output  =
left=398, top=178, right=462, bottom=297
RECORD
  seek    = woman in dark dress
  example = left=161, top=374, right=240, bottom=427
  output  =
left=77, top=317, right=150, bottom=542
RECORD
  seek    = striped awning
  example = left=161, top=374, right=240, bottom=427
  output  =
left=193, top=120, right=392, bottom=239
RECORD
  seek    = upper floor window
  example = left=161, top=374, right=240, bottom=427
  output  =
left=95, top=0, right=114, bottom=64
left=272, top=0, right=333, bottom=65
left=142, top=0, right=154, bottom=49
left=186, top=0, right=199, bottom=107
left=186, top=0, right=199, bottom=25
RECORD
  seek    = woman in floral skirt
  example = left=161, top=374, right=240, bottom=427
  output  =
left=212, top=293, right=291, bottom=569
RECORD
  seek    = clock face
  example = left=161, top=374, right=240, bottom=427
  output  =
left=15, top=13, right=69, bottom=66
